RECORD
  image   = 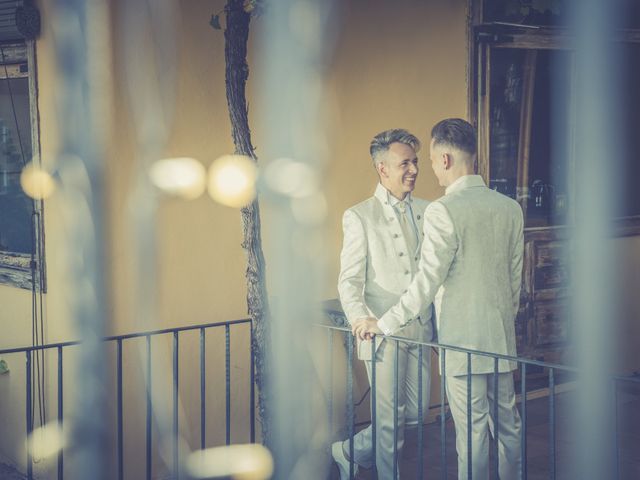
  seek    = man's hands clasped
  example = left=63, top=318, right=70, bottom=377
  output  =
left=352, top=317, right=384, bottom=340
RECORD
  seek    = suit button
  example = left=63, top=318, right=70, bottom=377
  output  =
left=399, top=252, right=404, bottom=257
left=417, top=215, right=421, bottom=220
left=417, top=316, right=421, bottom=320
left=393, top=234, right=399, bottom=238
left=403, top=289, right=408, bottom=293
left=415, top=256, right=419, bottom=261
left=405, top=270, right=409, bottom=275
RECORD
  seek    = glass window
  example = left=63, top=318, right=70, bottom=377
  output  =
left=0, top=74, right=33, bottom=254
left=488, top=47, right=572, bottom=228
left=482, top=0, right=640, bottom=29
left=618, top=42, right=640, bottom=218
left=0, top=43, right=43, bottom=291
left=483, top=0, right=569, bottom=27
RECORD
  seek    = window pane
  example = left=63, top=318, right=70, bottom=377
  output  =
left=483, top=0, right=569, bottom=27
left=526, top=49, right=571, bottom=227
left=482, top=0, right=640, bottom=29
left=618, top=42, right=640, bottom=217
left=489, top=48, right=524, bottom=200
left=489, top=48, right=572, bottom=228
left=0, top=76, right=33, bottom=254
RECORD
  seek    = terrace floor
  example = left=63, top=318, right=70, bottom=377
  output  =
left=335, top=383, right=640, bottom=479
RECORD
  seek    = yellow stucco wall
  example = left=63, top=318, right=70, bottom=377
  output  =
left=1, top=0, right=639, bottom=477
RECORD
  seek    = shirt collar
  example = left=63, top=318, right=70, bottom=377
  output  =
left=374, top=183, right=413, bottom=206
left=445, top=175, right=486, bottom=195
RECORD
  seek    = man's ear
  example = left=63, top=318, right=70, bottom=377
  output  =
left=376, top=160, right=387, bottom=178
left=442, top=152, right=452, bottom=170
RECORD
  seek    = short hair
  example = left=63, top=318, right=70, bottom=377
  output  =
left=430, top=118, right=477, bottom=156
left=369, top=129, right=420, bottom=165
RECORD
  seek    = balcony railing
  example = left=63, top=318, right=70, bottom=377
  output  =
left=1, top=319, right=638, bottom=479
left=316, top=323, right=640, bottom=480
left=0, top=318, right=255, bottom=480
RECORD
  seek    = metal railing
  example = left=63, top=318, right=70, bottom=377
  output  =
left=318, top=323, right=640, bottom=480
left=0, top=318, right=255, bottom=480
left=3, top=319, right=638, bottom=479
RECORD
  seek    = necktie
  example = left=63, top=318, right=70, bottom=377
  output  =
left=397, top=201, right=418, bottom=256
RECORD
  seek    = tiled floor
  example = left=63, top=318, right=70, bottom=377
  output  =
left=338, top=383, right=640, bottom=479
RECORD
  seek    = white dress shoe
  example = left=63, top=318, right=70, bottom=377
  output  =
left=331, top=441, right=358, bottom=479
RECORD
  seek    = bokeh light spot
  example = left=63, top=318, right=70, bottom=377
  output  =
left=149, top=157, right=206, bottom=199
left=208, top=155, right=257, bottom=208
left=20, top=163, right=56, bottom=199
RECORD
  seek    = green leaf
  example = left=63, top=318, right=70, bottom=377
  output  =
left=210, top=14, right=221, bottom=30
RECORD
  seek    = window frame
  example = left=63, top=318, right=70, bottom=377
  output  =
left=0, top=40, right=45, bottom=291
left=467, top=0, right=640, bottom=236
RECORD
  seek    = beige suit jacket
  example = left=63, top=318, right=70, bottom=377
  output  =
left=378, top=175, right=524, bottom=376
left=338, top=183, right=435, bottom=358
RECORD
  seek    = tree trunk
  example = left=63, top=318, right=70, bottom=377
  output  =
left=223, top=0, right=271, bottom=446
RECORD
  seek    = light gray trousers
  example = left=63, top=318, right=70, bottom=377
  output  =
left=446, top=372, right=522, bottom=480
left=347, top=337, right=431, bottom=479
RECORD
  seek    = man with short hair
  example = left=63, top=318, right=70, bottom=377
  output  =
left=333, top=128, right=435, bottom=479
left=354, top=119, right=523, bottom=480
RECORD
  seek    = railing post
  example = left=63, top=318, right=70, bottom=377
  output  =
left=327, top=329, right=333, bottom=445
left=173, top=332, right=179, bottom=478
left=467, top=352, right=472, bottom=480
left=393, top=340, right=399, bottom=479
left=521, top=363, right=527, bottom=480
left=26, top=350, right=33, bottom=480
left=371, top=339, right=377, bottom=479
left=493, top=358, right=499, bottom=480
left=549, top=368, right=555, bottom=479
left=58, top=346, right=64, bottom=480
left=225, top=324, right=231, bottom=445
left=440, top=348, right=447, bottom=480
left=117, top=339, right=123, bottom=480
left=250, top=323, right=255, bottom=443
left=200, top=328, right=206, bottom=450
left=347, top=333, right=355, bottom=479
left=146, top=335, right=152, bottom=480
left=613, top=378, right=619, bottom=480
left=417, top=345, right=424, bottom=480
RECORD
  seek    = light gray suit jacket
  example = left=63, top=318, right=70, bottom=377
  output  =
left=338, top=183, right=435, bottom=358
left=379, top=175, right=524, bottom=376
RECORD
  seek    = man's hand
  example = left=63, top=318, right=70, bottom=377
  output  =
left=352, top=317, right=383, bottom=340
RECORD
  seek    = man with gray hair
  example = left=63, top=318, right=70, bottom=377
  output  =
left=333, top=128, right=435, bottom=479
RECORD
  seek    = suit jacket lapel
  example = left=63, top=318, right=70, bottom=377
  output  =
left=374, top=183, right=402, bottom=242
